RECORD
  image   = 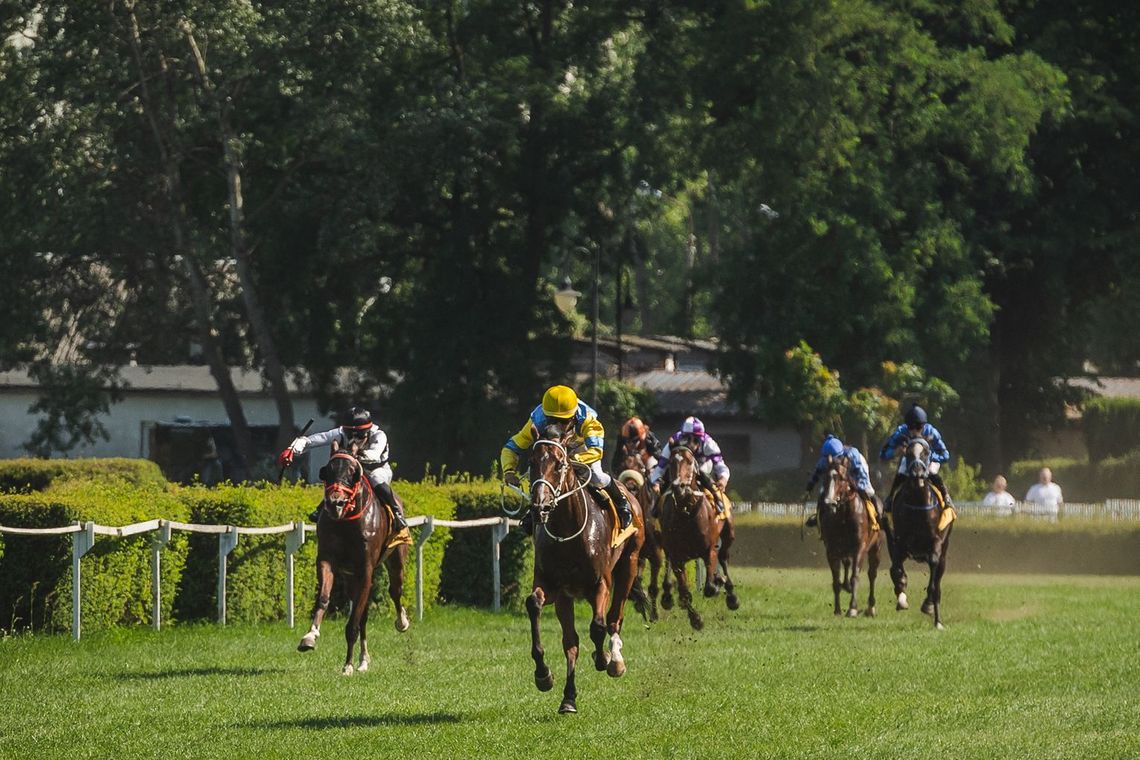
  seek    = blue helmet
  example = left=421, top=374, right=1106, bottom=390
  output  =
left=821, top=434, right=844, bottom=458
left=904, top=404, right=927, bottom=428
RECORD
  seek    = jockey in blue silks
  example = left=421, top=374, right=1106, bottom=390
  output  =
left=804, top=434, right=880, bottom=529
left=879, top=403, right=954, bottom=513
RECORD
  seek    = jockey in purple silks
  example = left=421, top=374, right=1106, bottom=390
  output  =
left=648, top=416, right=730, bottom=515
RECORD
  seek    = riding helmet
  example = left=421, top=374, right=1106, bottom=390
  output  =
left=904, top=404, right=928, bottom=428
left=342, top=406, right=373, bottom=432
left=681, top=416, right=706, bottom=438
left=542, top=385, right=579, bottom=420
left=821, top=434, right=844, bottom=458
left=623, top=417, right=648, bottom=441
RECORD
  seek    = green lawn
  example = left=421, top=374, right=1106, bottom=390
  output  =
left=1, top=568, right=1136, bottom=759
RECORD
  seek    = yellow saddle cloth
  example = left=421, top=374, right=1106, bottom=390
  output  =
left=384, top=503, right=413, bottom=550
left=702, top=489, right=733, bottom=522
left=592, top=487, right=638, bottom=549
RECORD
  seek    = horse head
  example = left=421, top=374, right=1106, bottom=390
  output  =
left=667, top=445, right=702, bottom=514
left=823, top=454, right=853, bottom=512
left=527, top=421, right=579, bottom=516
left=318, top=444, right=367, bottom=520
left=617, top=437, right=648, bottom=476
left=904, top=437, right=932, bottom=488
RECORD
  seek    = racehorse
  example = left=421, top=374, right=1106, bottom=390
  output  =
left=616, top=438, right=665, bottom=623
left=658, top=445, right=738, bottom=631
left=888, top=437, right=954, bottom=629
left=525, top=423, right=645, bottom=714
left=297, top=441, right=411, bottom=673
left=819, top=454, right=883, bottom=617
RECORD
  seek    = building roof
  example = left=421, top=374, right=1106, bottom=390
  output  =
left=627, top=369, right=740, bottom=417
left=1069, top=376, right=1140, bottom=400
left=0, top=365, right=316, bottom=396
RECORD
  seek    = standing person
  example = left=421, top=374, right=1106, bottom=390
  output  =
left=649, top=416, right=730, bottom=515
left=879, top=404, right=954, bottom=513
left=804, top=434, right=881, bottom=530
left=983, top=475, right=1017, bottom=512
left=501, top=385, right=633, bottom=535
left=1024, top=467, right=1064, bottom=517
left=278, top=407, right=408, bottom=529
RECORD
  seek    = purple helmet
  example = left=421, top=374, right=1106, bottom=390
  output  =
left=681, top=416, right=706, bottom=438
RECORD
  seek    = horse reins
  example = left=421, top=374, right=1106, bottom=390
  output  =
left=530, top=439, right=592, bottom=543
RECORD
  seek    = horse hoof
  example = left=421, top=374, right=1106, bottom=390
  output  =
left=726, top=594, right=740, bottom=611
left=935, top=621, right=946, bottom=631
left=921, top=599, right=934, bottom=615
left=649, top=608, right=659, bottom=622
left=703, top=584, right=719, bottom=598
left=535, top=671, right=554, bottom=692
left=342, top=664, right=354, bottom=676
left=558, top=701, right=577, bottom=714
left=593, top=651, right=611, bottom=672
left=687, top=611, right=704, bottom=631
left=866, top=606, right=877, bottom=618
left=660, top=594, right=674, bottom=610
left=896, top=592, right=909, bottom=611
left=607, top=659, right=626, bottom=678
left=395, top=610, right=411, bottom=633
left=297, top=636, right=316, bottom=652
left=846, top=608, right=859, bottom=618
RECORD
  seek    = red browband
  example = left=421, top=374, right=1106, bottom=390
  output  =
left=323, top=452, right=372, bottom=520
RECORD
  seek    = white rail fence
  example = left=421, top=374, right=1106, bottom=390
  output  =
left=0, top=514, right=516, bottom=641
left=734, top=499, right=1140, bottom=521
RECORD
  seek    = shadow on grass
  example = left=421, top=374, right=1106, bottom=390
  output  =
left=115, top=666, right=286, bottom=681
left=252, top=713, right=462, bottom=730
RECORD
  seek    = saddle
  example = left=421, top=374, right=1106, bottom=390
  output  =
left=890, top=481, right=957, bottom=532
left=591, top=487, right=638, bottom=549
left=702, top=488, right=732, bottom=522
left=383, top=501, right=412, bottom=550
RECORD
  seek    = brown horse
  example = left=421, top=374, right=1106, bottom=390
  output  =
left=615, top=438, right=665, bottom=623
left=658, top=446, right=738, bottom=631
left=819, top=454, right=882, bottom=617
left=888, top=437, right=953, bottom=629
left=525, top=423, right=645, bottom=714
left=297, top=442, right=411, bottom=673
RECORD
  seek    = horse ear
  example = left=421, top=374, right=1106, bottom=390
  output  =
left=318, top=465, right=328, bottom=481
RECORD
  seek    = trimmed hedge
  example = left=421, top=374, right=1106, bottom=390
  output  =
left=0, top=483, right=189, bottom=633
left=1083, top=397, right=1140, bottom=463
left=438, top=481, right=531, bottom=610
left=1010, top=452, right=1140, bottom=502
left=0, top=458, right=168, bottom=493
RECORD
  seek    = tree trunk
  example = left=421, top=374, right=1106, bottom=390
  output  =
left=185, top=26, right=296, bottom=450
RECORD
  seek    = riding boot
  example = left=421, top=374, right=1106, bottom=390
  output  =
left=697, top=472, right=726, bottom=515
left=603, top=479, right=633, bottom=530
left=308, top=502, right=323, bottom=523
left=930, top=474, right=955, bottom=509
left=859, top=490, right=882, bottom=530
left=805, top=512, right=818, bottom=528
left=376, top=482, right=409, bottom=530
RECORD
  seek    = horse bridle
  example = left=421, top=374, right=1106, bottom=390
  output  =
left=323, top=451, right=371, bottom=521
left=666, top=447, right=703, bottom=516
left=530, top=439, right=591, bottom=543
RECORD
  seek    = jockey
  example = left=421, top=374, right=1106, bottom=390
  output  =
left=879, top=403, right=954, bottom=513
left=278, top=407, right=408, bottom=530
left=804, top=434, right=880, bottom=529
left=648, top=416, right=729, bottom=515
left=610, top=416, right=663, bottom=474
left=501, top=385, right=633, bottom=535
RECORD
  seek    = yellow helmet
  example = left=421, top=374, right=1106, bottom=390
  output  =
left=542, top=385, right=579, bottom=419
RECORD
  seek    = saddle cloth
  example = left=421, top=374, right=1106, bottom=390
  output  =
left=385, top=502, right=412, bottom=550
left=592, top=487, right=638, bottom=549
left=890, top=482, right=957, bottom=532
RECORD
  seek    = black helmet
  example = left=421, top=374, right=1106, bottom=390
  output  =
left=342, top=406, right=372, bottom=433
left=904, top=404, right=927, bottom=428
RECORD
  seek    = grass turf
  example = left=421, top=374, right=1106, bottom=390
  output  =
left=0, top=567, right=1136, bottom=759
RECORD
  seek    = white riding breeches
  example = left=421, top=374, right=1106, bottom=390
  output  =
left=366, top=464, right=393, bottom=488
left=589, top=460, right=611, bottom=488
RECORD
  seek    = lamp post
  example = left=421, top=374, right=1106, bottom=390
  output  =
left=554, top=246, right=601, bottom=407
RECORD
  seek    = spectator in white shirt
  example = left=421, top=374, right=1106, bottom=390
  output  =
left=982, top=475, right=1016, bottom=513
left=1024, top=467, right=1064, bottom=517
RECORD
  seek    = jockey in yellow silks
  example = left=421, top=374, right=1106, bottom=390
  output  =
left=501, top=385, right=633, bottom=535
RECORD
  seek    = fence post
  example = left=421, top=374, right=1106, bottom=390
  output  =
left=414, top=515, right=435, bottom=621
left=491, top=517, right=510, bottom=612
left=217, top=527, right=239, bottom=625
left=71, top=521, right=95, bottom=641
left=284, top=522, right=306, bottom=629
left=150, top=520, right=172, bottom=631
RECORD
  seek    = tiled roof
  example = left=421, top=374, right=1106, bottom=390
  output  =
left=627, top=369, right=740, bottom=417
left=1069, top=376, right=1140, bottom=399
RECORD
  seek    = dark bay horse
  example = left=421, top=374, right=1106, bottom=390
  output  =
left=888, top=437, right=954, bottom=629
left=819, top=455, right=882, bottom=617
left=297, top=442, right=411, bottom=673
left=616, top=438, right=665, bottom=623
left=526, top=423, right=645, bottom=714
left=658, top=446, right=738, bottom=631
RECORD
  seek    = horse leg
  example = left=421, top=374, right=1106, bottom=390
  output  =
left=890, top=550, right=909, bottom=611
left=342, top=575, right=371, bottom=676
left=386, top=546, right=410, bottom=633
left=719, top=525, right=740, bottom=611
left=829, top=555, right=843, bottom=616
left=866, top=536, right=880, bottom=618
left=605, top=539, right=640, bottom=679
left=847, top=549, right=866, bottom=618
left=298, top=560, right=333, bottom=651
left=647, top=543, right=663, bottom=621
left=673, top=560, right=703, bottom=631
left=527, top=587, right=554, bottom=692
left=590, top=581, right=612, bottom=672
left=357, top=587, right=371, bottom=673
left=930, top=552, right=948, bottom=630
left=702, top=540, right=721, bottom=598
left=555, top=595, right=579, bottom=714
left=660, top=553, right=674, bottom=611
